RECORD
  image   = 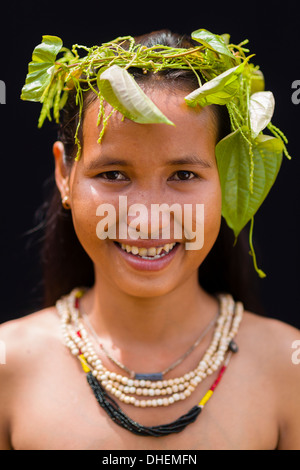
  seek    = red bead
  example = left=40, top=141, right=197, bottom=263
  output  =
left=77, top=330, right=82, bottom=338
left=75, top=298, right=79, bottom=309
left=210, top=365, right=227, bottom=391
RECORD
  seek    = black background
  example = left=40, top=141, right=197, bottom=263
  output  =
left=0, top=1, right=299, bottom=328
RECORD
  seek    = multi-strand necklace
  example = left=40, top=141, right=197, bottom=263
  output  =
left=81, top=306, right=219, bottom=381
left=56, top=288, right=243, bottom=436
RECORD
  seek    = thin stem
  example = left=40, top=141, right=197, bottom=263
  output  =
left=249, top=217, right=266, bottom=278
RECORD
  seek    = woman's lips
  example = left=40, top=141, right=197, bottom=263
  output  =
left=113, top=241, right=181, bottom=271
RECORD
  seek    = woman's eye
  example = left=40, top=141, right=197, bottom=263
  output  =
left=96, top=170, right=198, bottom=181
left=97, top=171, right=127, bottom=181
left=170, top=171, right=198, bottom=181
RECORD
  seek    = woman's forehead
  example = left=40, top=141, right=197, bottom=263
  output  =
left=81, top=90, right=218, bottom=164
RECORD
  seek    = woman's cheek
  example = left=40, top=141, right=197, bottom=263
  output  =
left=201, top=184, right=222, bottom=252
left=70, top=180, right=105, bottom=250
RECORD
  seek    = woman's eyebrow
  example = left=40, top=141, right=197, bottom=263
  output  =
left=85, top=155, right=212, bottom=170
left=165, top=156, right=212, bottom=168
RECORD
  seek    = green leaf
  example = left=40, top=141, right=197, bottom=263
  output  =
left=192, top=29, right=234, bottom=58
left=216, top=130, right=283, bottom=238
left=184, top=63, right=245, bottom=107
left=97, top=65, right=174, bottom=125
left=21, top=36, right=63, bottom=102
left=31, top=36, right=63, bottom=63
left=220, top=34, right=230, bottom=45
left=249, top=91, right=275, bottom=138
left=250, top=69, right=265, bottom=94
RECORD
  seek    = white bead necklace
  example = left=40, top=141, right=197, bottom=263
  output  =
left=81, top=304, right=219, bottom=380
left=57, top=288, right=243, bottom=408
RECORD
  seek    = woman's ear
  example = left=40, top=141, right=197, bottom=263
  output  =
left=53, top=141, right=70, bottom=201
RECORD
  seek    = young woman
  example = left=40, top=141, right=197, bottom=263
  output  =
left=0, top=29, right=299, bottom=450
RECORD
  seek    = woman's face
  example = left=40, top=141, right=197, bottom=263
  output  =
left=63, top=88, right=222, bottom=297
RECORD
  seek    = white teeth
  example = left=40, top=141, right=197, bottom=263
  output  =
left=118, top=242, right=177, bottom=258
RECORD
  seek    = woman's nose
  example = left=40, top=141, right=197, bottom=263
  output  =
left=118, top=195, right=183, bottom=241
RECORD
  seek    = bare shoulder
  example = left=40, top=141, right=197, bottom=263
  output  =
left=238, top=310, right=300, bottom=450
left=0, top=305, right=62, bottom=382
left=238, top=310, right=300, bottom=376
left=0, top=307, right=60, bottom=449
left=238, top=310, right=300, bottom=354
left=0, top=306, right=60, bottom=358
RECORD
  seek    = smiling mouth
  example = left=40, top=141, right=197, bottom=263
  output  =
left=114, top=242, right=179, bottom=260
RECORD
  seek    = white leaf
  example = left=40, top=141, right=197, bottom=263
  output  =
left=98, top=65, right=174, bottom=126
left=249, top=91, right=275, bottom=138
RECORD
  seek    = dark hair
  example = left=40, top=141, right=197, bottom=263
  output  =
left=39, top=29, right=264, bottom=314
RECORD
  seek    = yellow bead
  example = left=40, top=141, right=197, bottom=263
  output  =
left=76, top=290, right=85, bottom=298
left=78, top=354, right=91, bottom=373
left=199, top=390, right=213, bottom=407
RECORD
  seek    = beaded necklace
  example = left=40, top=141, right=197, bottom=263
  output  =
left=57, top=288, right=243, bottom=436
left=81, top=306, right=219, bottom=381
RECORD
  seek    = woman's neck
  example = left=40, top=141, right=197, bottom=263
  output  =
left=80, top=268, right=219, bottom=351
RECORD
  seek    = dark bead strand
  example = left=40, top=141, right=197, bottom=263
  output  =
left=87, top=372, right=202, bottom=437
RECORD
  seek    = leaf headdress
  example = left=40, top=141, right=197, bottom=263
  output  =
left=21, top=29, right=291, bottom=277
